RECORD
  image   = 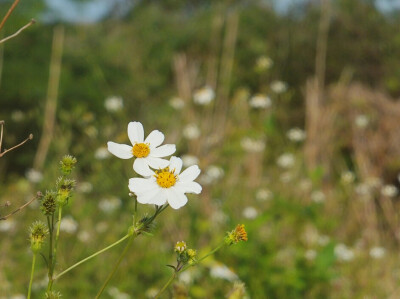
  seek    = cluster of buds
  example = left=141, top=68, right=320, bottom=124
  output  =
left=225, top=224, right=248, bottom=246
left=60, top=155, right=77, bottom=175
left=56, top=177, right=76, bottom=206
left=174, top=241, right=197, bottom=267
left=45, top=291, right=62, bottom=299
left=29, top=221, right=48, bottom=253
left=40, top=191, right=57, bottom=216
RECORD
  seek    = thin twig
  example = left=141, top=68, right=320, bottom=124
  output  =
left=0, top=19, right=36, bottom=44
left=0, top=120, right=4, bottom=152
left=0, top=133, right=33, bottom=158
left=0, top=191, right=41, bottom=221
left=0, top=0, right=21, bottom=32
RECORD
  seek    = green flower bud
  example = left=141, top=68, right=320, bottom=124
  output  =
left=40, top=191, right=57, bottom=216
left=60, top=155, right=77, bottom=175
left=29, top=221, right=48, bottom=253
left=56, top=177, right=75, bottom=206
left=45, top=290, right=62, bottom=299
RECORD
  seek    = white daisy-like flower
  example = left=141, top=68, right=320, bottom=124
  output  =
left=270, top=80, right=288, bottom=93
left=249, top=94, right=272, bottom=109
left=129, top=156, right=202, bottom=209
left=193, top=86, right=215, bottom=105
left=107, top=122, right=176, bottom=177
left=104, top=96, right=124, bottom=112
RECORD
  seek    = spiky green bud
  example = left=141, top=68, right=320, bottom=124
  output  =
left=60, top=155, right=77, bottom=175
left=40, top=191, right=57, bottom=216
left=29, top=221, right=48, bottom=253
left=56, top=177, right=76, bottom=206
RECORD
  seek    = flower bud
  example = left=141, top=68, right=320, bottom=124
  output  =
left=29, top=221, right=48, bottom=253
left=40, top=191, right=57, bottom=216
left=60, top=155, right=77, bottom=175
left=56, top=177, right=76, bottom=206
left=45, top=291, right=62, bottom=299
left=225, top=224, right=248, bottom=246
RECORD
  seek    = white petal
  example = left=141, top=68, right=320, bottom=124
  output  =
left=167, top=188, right=188, bottom=209
left=107, top=142, right=133, bottom=159
left=169, top=156, right=183, bottom=174
left=176, top=181, right=202, bottom=194
left=145, top=130, right=165, bottom=148
left=128, top=122, right=144, bottom=144
left=145, top=157, right=170, bottom=169
left=151, top=144, right=176, bottom=158
left=133, top=158, right=153, bottom=177
left=179, top=165, right=201, bottom=182
left=129, top=178, right=155, bottom=194
left=148, top=190, right=168, bottom=206
left=136, top=188, right=160, bottom=204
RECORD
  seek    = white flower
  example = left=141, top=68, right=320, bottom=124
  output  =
left=256, top=56, right=273, bottom=70
left=25, top=168, right=43, bottom=183
left=105, top=96, right=123, bottom=112
left=249, top=94, right=271, bottom=109
left=169, top=97, right=185, bottom=110
left=210, top=263, right=238, bottom=281
left=108, top=121, right=176, bottom=177
left=355, top=114, right=369, bottom=128
left=286, top=127, right=306, bottom=142
left=381, top=184, right=398, bottom=198
left=369, top=246, right=386, bottom=259
left=0, top=219, right=16, bottom=232
left=183, top=123, right=201, bottom=140
left=181, top=154, right=199, bottom=167
left=11, top=110, right=24, bottom=122
left=240, top=137, right=266, bottom=153
left=305, top=249, right=317, bottom=261
left=129, top=156, right=202, bottom=209
left=98, top=197, right=122, bottom=213
left=277, top=153, right=295, bottom=168
left=96, top=221, right=109, bottom=233
left=193, top=86, right=215, bottom=105
left=77, top=181, right=93, bottom=193
left=311, top=190, right=326, bottom=203
left=10, top=294, right=26, bottom=299
left=256, top=188, right=273, bottom=202
left=270, top=80, right=288, bottom=93
left=341, top=171, right=355, bottom=184
left=355, top=183, right=370, bottom=196
left=95, top=147, right=111, bottom=160
left=334, top=243, right=354, bottom=262
left=108, top=287, right=131, bottom=299
left=280, top=171, right=293, bottom=183
left=78, top=230, right=91, bottom=243
left=318, top=235, right=330, bottom=246
left=243, top=206, right=258, bottom=219
left=60, top=216, right=78, bottom=234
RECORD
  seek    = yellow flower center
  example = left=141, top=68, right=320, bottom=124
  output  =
left=132, top=143, right=150, bottom=158
left=155, top=167, right=177, bottom=188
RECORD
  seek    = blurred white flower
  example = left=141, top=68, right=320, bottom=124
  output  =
left=25, top=168, right=43, bottom=183
left=9, top=295, right=26, bottom=299
left=381, top=184, right=398, bottom=198
left=256, top=188, right=273, bottom=202
left=240, top=137, right=266, bottom=153
left=280, top=171, right=293, bottom=183
left=60, top=216, right=78, bottom=234
left=179, top=271, right=193, bottom=284
left=145, top=288, right=159, bottom=298
left=270, top=80, right=288, bottom=93
left=169, top=97, right=185, bottom=110
left=0, top=219, right=16, bottom=232
left=305, top=249, right=317, bottom=261
left=286, top=127, right=306, bottom=142
left=369, top=246, right=386, bottom=259
left=355, top=114, right=369, bottom=128
left=355, top=183, right=370, bottom=196
left=243, top=206, right=258, bottom=219
left=211, top=209, right=228, bottom=224
left=193, top=86, right=215, bottom=105
left=249, top=94, right=271, bottom=109
left=181, top=154, right=199, bottom=167
left=298, top=179, right=312, bottom=192
left=365, top=177, right=382, bottom=189
left=210, top=263, right=238, bottom=281
left=334, top=243, right=354, bottom=262
left=318, top=235, right=330, bottom=246
left=95, top=147, right=111, bottom=160
left=108, top=287, right=130, bottom=299
left=77, top=230, right=91, bottom=243
left=277, top=153, right=295, bottom=168
left=77, top=181, right=93, bottom=193
left=311, top=190, right=326, bottom=203
left=108, top=121, right=176, bottom=176
left=105, top=96, right=123, bottom=112
left=341, top=171, right=355, bottom=184
left=98, top=197, right=122, bottom=213
left=183, top=123, right=201, bottom=140
left=206, top=165, right=224, bottom=180
left=11, top=110, right=24, bottom=122
left=129, top=156, right=202, bottom=210
left=256, top=56, right=273, bottom=70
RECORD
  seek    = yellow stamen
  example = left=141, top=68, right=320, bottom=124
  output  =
left=132, top=143, right=150, bottom=158
left=155, top=167, right=177, bottom=188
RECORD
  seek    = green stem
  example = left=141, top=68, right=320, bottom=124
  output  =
left=27, top=253, right=36, bottom=299
left=54, top=234, right=130, bottom=280
left=47, top=215, right=53, bottom=283
left=95, top=235, right=135, bottom=298
left=154, top=271, right=176, bottom=299
left=47, top=206, right=62, bottom=291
